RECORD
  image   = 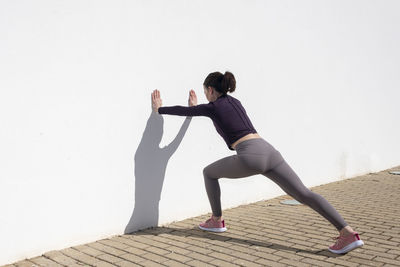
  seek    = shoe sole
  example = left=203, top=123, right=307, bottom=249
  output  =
left=198, top=225, right=227, bottom=233
left=328, top=240, right=364, bottom=254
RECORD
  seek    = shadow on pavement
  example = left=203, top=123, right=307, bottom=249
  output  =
left=130, top=226, right=343, bottom=258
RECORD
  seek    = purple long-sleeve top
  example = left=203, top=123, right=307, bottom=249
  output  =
left=158, top=94, right=257, bottom=150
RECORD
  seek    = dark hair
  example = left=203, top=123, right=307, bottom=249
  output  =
left=203, top=71, right=236, bottom=95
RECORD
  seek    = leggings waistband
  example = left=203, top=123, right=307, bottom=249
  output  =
left=235, top=138, right=273, bottom=152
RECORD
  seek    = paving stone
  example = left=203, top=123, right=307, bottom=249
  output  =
left=139, top=260, right=165, bottom=267
left=162, top=260, right=188, bottom=267
left=185, top=252, right=214, bottom=263
left=374, top=256, right=400, bottom=266
left=14, top=261, right=38, bottom=267
left=254, top=258, right=287, bottom=267
left=118, top=253, right=146, bottom=263
left=114, top=260, right=142, bottom=267
left=42, top=252, right=81, bottom=266
left=325, top=257, right=360, bottom=266
left=186, top=260, right=215, bottom=267
left=346, top=256, right=381, bottom=266
left=98, top=239, right=130, bottom=250
left=163, top=252, right=193, bottom=263
left=301, top=257, right=335, bottom=266
left=60, top=248, right=101, bottom=266
left=29, top=257, right=63, bottom=267
left=93, top=261, right=116, bottom=267
left=279, top=258, right=310, bottom=267
left=96, top=253, right=124, bottom=264
left=143, top=246, right=170, bottom=256
left=140, top=253, right=169, bottom=264
left=87, top=242, right=127, bottom=256
left=208, top=252, right=236, bottom=262
left=73, top=244, right=104, bottom=257
left=165, top=246, right=192, bottom=255
left=186, top=246, right=213, bottom=255
left=208, top=259, right=240, bottom=267
left=232, top=258, right=263, bottom=267
left=118, top=246, right=146, bottom=256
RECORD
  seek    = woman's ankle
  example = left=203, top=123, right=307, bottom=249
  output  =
left=339, top=225, right=355, bottom=236
left=212, top=215, right=222, bottom=222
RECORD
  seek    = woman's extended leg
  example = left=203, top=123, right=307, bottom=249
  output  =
left=263, top=159, right=365, bottom=253
left=263, top=160, right=347, bottom=231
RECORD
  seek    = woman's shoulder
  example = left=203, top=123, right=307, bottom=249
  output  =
left=225, top=94, right=241, bottom=103
left=218, top=93, right=237, bottom=100
left=214, top=94, right=243, bottom=109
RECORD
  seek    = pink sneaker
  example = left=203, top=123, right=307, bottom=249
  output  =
left=328, top=232, right=364, bottom=254
left=199, top=216, right=227, bottom=233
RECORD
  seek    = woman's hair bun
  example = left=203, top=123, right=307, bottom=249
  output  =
left=203, top=71, right=236, bottom=94
left=221, top=71, right=236, bottom=94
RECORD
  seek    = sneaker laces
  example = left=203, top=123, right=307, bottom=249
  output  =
left=332, top=232, right=356, bottom=246
left=204, top=217, right=214, bottom=225
left=331, top=235, right=344, bottom=246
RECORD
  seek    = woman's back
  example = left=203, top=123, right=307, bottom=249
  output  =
left=208, top=94, right=257, bottom=150
left=158, top=94, right=257, bottom=150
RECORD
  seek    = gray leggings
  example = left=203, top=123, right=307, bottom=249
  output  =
left=203, top=138, right=347, bottom=231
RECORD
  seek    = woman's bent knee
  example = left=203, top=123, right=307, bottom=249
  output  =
left=203, top=167, right=209, bottom=177
left=203, top=166, right=214, bottom=179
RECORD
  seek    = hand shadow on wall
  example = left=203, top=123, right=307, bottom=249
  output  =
left=124, top=111, right=192, bottom=234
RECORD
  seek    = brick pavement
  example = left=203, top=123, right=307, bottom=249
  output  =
left=3, top=166, right=400, bottom=267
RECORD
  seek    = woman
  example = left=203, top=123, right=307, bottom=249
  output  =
left=151, top=71, right=364, bottom=254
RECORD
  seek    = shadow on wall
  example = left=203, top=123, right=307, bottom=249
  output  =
left=124, top=111, right=192, bottom=234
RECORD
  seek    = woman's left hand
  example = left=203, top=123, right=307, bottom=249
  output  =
left=151, top=89, right=163, bottom=113
left=188, top=89, right=197, bottom=106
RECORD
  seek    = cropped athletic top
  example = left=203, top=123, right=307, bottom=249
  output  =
left=158, top=94, right=257, bottom=150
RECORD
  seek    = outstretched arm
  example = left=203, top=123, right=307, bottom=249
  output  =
left=152, top=89, right=213, bottom=117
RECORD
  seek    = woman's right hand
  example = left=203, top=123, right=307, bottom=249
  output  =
left=151, top=89, right=162, bottom=113
left=188, top=89, right=197, bottom=106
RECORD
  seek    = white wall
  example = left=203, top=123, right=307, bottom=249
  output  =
left=1, top=0, right=400, bottom=265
